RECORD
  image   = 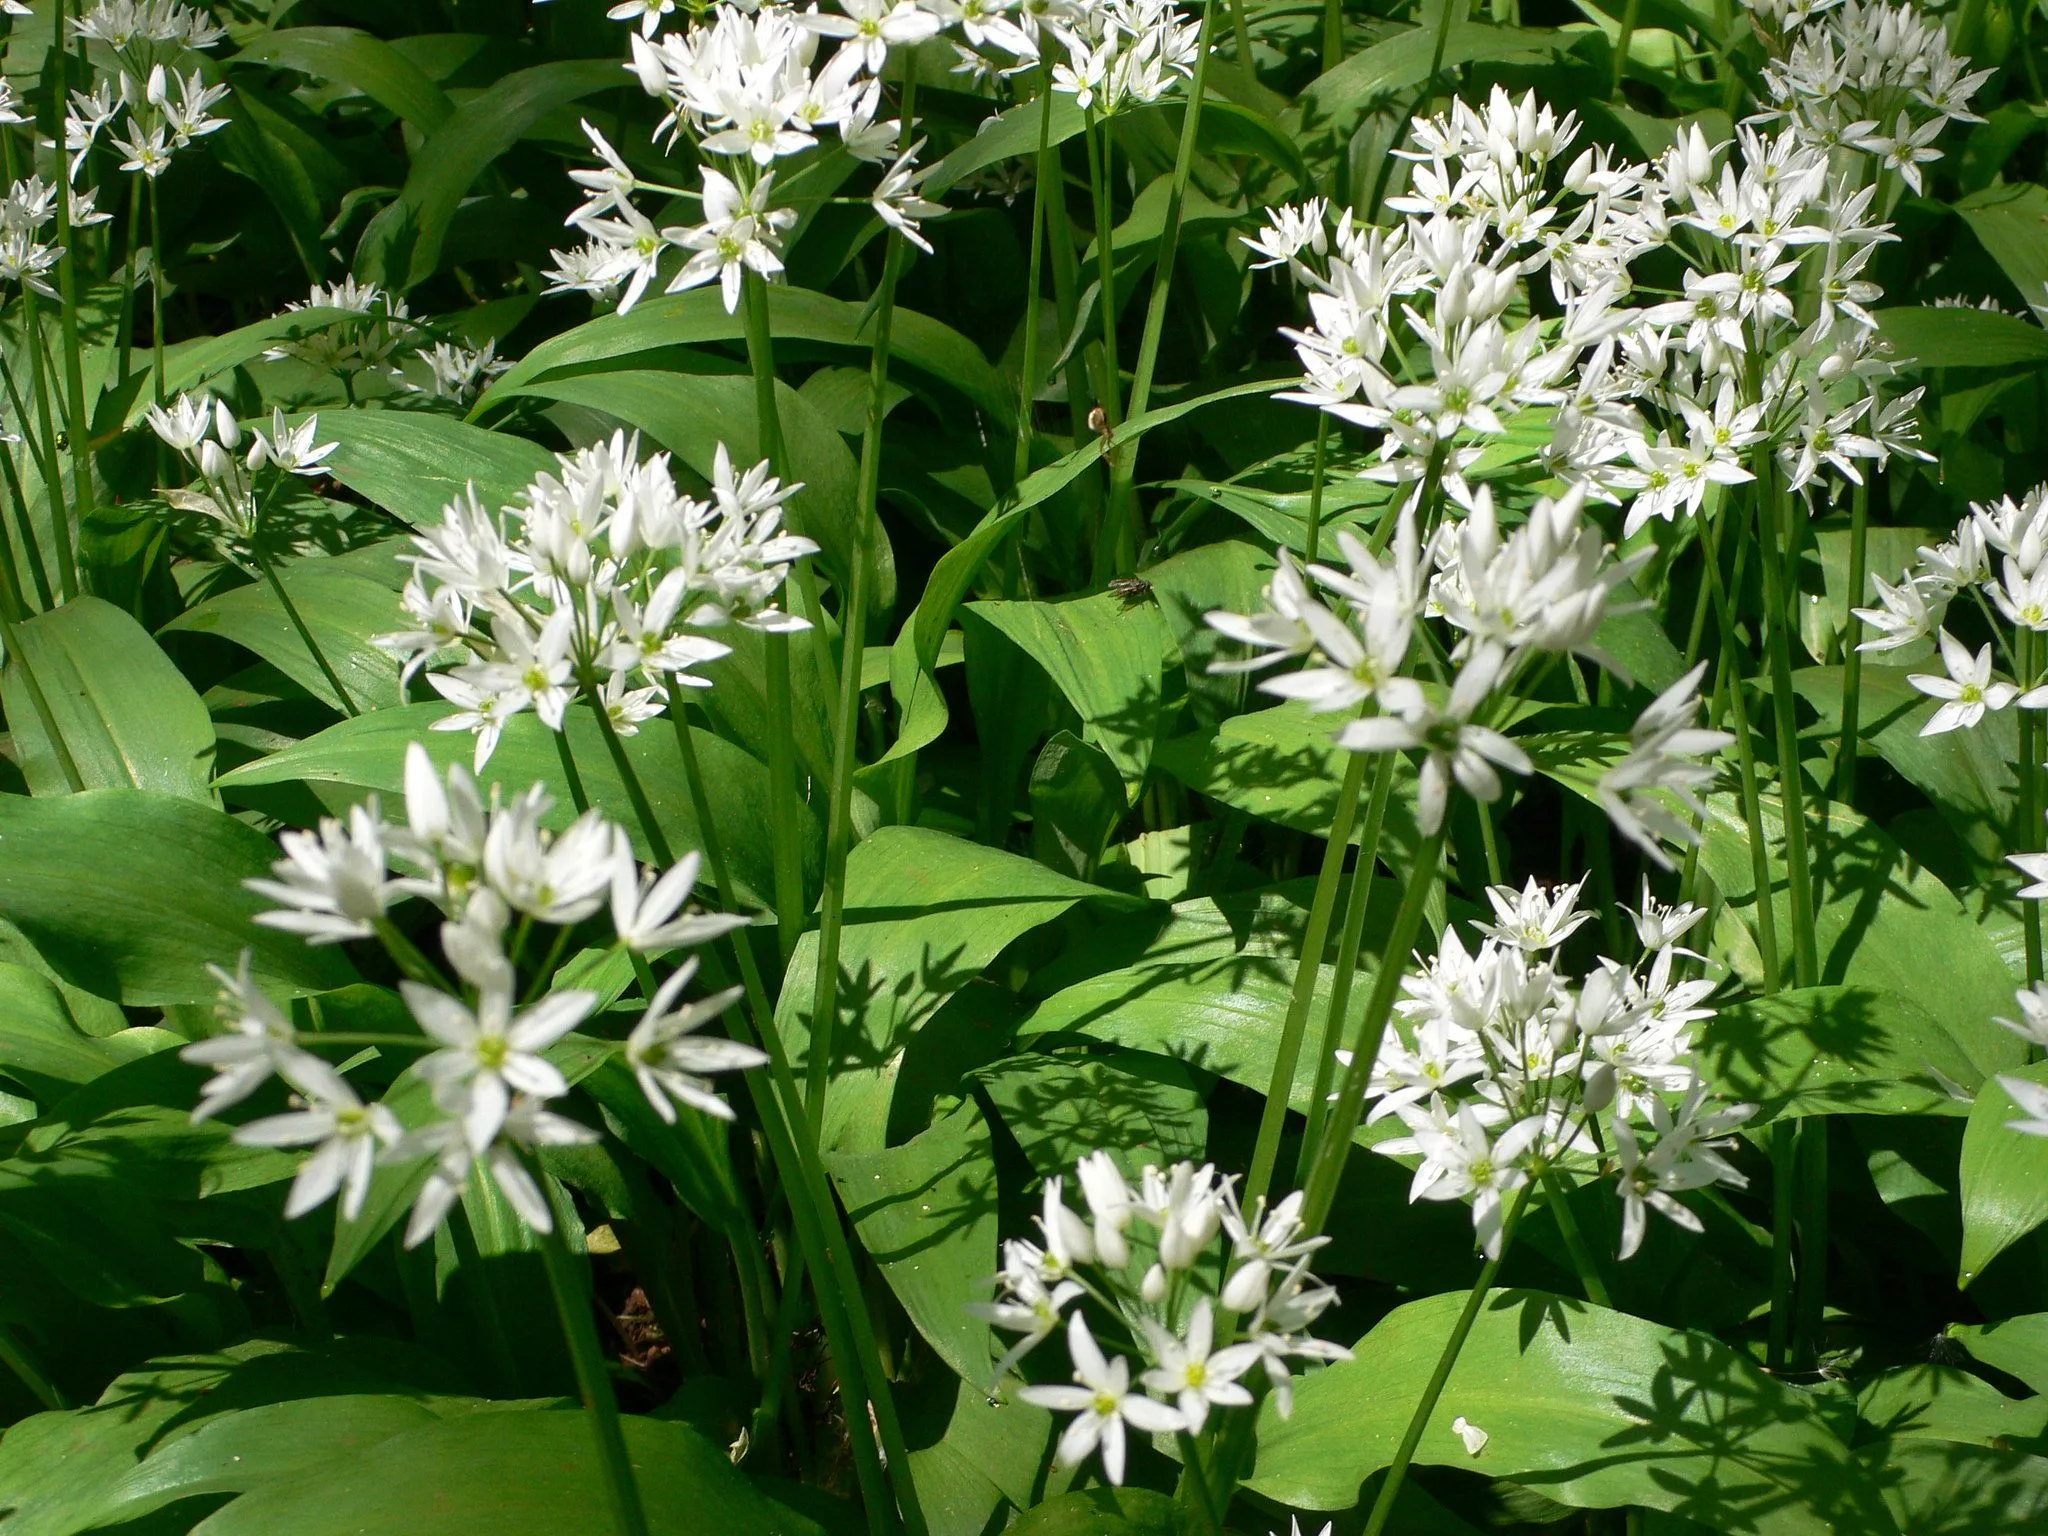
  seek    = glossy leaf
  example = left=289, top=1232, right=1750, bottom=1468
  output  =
left=1958, top=1063, right=2048, bottom=1286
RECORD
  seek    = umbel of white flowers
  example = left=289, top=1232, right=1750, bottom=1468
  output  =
left=183, top=743, right=763, bottom=1247
left=541, top=0, right=1200, bottom=315
left=259, top=277, right=512, bottom=407
left=375, top=432, right=816, bottom=771
left=975, top=1155, right=1350, bottom=1486
left=65, top=1, right=230, bottom=180
left=1359, top=878, right=1755, bottom=1260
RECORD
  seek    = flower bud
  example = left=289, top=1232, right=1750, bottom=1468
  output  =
left=1140, top=1263, right=1167, bottom=1304
left=1583, top=1063, right=1617, bottom=1114
left=214, top=399, right=241, bottom=450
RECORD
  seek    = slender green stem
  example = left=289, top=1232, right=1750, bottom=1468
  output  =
left=554, top=726, right=592, bottom=813
left=1112, top=0, right=1219, bottom=567
left=1793, top=1117, right=1829, bottom=1368
left=1424, top=0, right=1464, bottom=98
left=2022, top=628, right=2044, bottom=986
left=1296, top=748, right=1396, bottom=1187
left=257, top=551, right=357, bottom=716
left=1322, top=0, right=1344, bottom=71
left=1767, top=1121, right=1796, bottom=1370
left=1245, top=748, right=1370, bottom=1213
left=1305, top=413, right=1330, bottom=564
left=761, top=634, right=807, bottom=966
left=19, top=290, right=75, bottom=602
left=1084, top=112, right=1123, bottom=444
left=51, top=0, right=95, bottom=557
left=1755, top=472, right=1818, bottom=989
left=1612, top=0, right=1642, bottom=96
left=1700, top=506, right=1782, bottom=993
left=0, top=613, right=85, bottom=791
left=1303, top=827, right=1447, bottom=1231
left=0, top=349, right=54, bottom=611
left=587, top=685, right=671, bottom=865
left=1542, top=1172, right=1612, bottom=1308
left=1174, top=1430, right=1227, bottom=1535
left=1834, top=480, right=1869, bottom=807
left=535, top=1214, right=652, bottom=1536
left=1013, top=77, right=1058, bottom=488
left=1360, top=1183, right=1536, bottom=1536
left=0, top=1321, right=63, bottom=1411
left=808, top=133, right=915, bottom=1147
left=373, top=918, right=455, bottom=991
left=147, top=173, right=167, bottom=408
left=117, top=175, right=141, bottom=385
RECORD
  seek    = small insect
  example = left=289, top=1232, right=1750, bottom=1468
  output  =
left=1087, top=404, right=1112, bottom=448
left=1108, top=576, right=1154, bottom=607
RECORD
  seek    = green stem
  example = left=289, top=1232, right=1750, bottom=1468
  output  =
left=51, top=0, right=95, bottom=557
left=1230, top=0, right=1255, bottom=67
left=761, top=633, right=807, bottom=967
left=1084, top=112, right=1123, bottom=448
left=535, top=1214, right=652, bottom=1536
left=1612, top=0, right=1642, bottom=97
left=1542, top=1172, right=1612, bottom=1308
left=1305, top=413, right=1330, bottom=564
left=1322, top=0, right=1344, bottom=71
left=1767, top=1121, right=1796, bottom=1371
left=1302, top=827, right=1447, bottom=1231
left=257, top=550, right=357, bottom=716
left=1012, top=77, right=1057, bottom=488
left=1834, top=480, right=1869, bottom=808
left=1244, top=747, right=1370, bottom=1213
left=0, top=613, right=85, bottom=791
left=0, top=348, right=54, bottom=611
left=147, top=173, right=167, bottom=409
left=1755, top=471, right=1818, bottom=989
left=19, top=290, right=75, bottom=602
left=1793, top=1117, right=1829, bottom=1369
left=1360, top=1183, right=1535, bottom=1536
left=1112, top=0, right=1219, bottom=567
left=554, top=726, right=591, bottom=813
left=1295, top=748, right=1395, bottom=1187
left=2022, top=628, right=2043, bottom=986
left=373, top=917, right=455, bottom=991
left=117, top=175, right=141, bottom=385
left=586, top=685, right=671, bottom=865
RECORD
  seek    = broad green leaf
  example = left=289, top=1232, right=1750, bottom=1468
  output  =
left=132, top=307, right=363, bottom=425
left=1695, top=791, right=2025, bottom=1082
left=1297, top=22, right=1563, bottom=140
left=1247, top=1289, right=1901, bottom=1533
left=231, top=27, right=455, bottom=131
left=309, top=409, right=558, bottom=528
left=358, top=60, right=624, bottom=289
left=925, top=92, right=1085, bottom=196
left=1876, top=304, right=2048, bottom=369
left=1696, top=987, right=1979, bottom=1123
left=829, top=1099, right=997, bottom=1391
left=1141, top=538, right=1277, bottom=728
left=1863, top=1439, right=2048, bottom=1535
left=216, top=703, right=810, bottom=912
left=1958, top=1063, right=2048, bottom=1286
left=1950, top=1313, right=2048, bottom=1394
left=477, top=285, right=1013, bottom=433
left=1792, top=663, right=2015, bottom=867
left=2, top=596, right=216, bottom=802
left=777, top=825, right=1144, bottom=1152
left=188, top=1407, right=825, bottom=1535
left=905, top=1379, right=1051, bottom=1536
left=1004, top=1489, right=1175, bottom=1536
left=1028, top=730, right=1127, bottom=878
left=165, top=560, right=404, bottom=714
left=1956, top=183, right=2048, bottom=314
left=964, top=591, right=1175, bottom=791
left=1857, top=1364, right=2048, bottom=1449
left=1019, top=885, right=1400, bottom=1114
left=0, top=789, right=353, bottom=1004
left=973, top=1051, right=1207, bottom=1179
left=0, top=962, right=175, bottom=1101
left=502, top=368, right=892, bottom=619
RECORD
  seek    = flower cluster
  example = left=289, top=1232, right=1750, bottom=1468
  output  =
left=1362, top=879, right=1753, bottom=1260
left=256, top=279, right=511, bottom=406
left=377, top=432, right=814, bottom=770
left=65, top=2, right=229, bottom=181
left=185, top=743, right=761, bottom=1243
left=144, top=393, right=338, bottom=556
left=1046, top=0, right=1202, bottom=117
left=1748, top=0, right=1992, bottom=190
left=979, top=1156, right=1351, bottom=1484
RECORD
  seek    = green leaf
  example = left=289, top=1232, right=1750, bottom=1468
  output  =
left=925, top=92, right=1086, bottom=196
left=829, top=1099, right=997, bottom=1391
left=477, top=285, right=1013, bottom=433
left=1950, top=1312, right=2048, bottom=1394
left=1297, top=22, right=1563, bottom=141
left=1247, top=1289, right=1901, bottom=1532
left=310, top=409, right=558, bottom=528
left=1, top=596, right=216, bottom=802
left=905, top=1379, right=1051, bottom=1536
left=1694, top=791, right=2026, bottom=1082
left=231, top=26, right=455, bottom=131
left=1876, top=305, right=2048, bottom=369
left=778, top=825, right=1144, bottom=1153
left=1028, top=730, right=1127, bottom=878
left=1003, top=1489, right=1175, bottom=1536
left=0, top=789, right=353, bottom=1005
left=1959, top=1063, right=2048, bottom=1286
left=188, top=1406, right=827, bottom=1535
left=964, top=592, right=1175, bottom=792
left=1857, top=1363, right=2048, bottom=1449
left=1956, top=183, right=2048, bottom=314
left=359, top=59, right=625, bottom=289
left=501, top=368, right=892, bottom=619
left=132, top=307, right=365, bottom=425
left=973, top=1050, right=1207, bottom=1179
left=216, top=703, right=809, bottom=912
left=0, top=962, right=175, bottom=1101
left=1863, top=1438, right=2048, bottom=1535
left=1696, top=986, right=1980, bottom=1124
left=164, top=560, right=404, bottom=714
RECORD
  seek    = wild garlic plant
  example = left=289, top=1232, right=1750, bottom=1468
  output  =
left=64, top=1, right=230, bottom=182
left=982, top=1155, right=1349, bottom=1487
left=184, top=741, right=759, bottom=1244
left=377, top=432, right=814, bottom=770
left=1364, top=878, right=1754, bottom=1263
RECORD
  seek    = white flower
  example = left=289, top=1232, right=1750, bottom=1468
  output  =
left=409, top=978, right=598, bottom=1151
left=1139, top=1299, right=1261, bottom=1433
left=1020, top=1314, right=1186, bottom=1485
left=184, top=952, right=324, bottom=1120
left=482, top=790, right=622, bottom=924
left=972, top=1255, right=1082, bottom=1384
left=1997, top=982, right=2048, bottom=1049
left=873, top=139, right=947, bottom=254
left=400, top=1095, right=597, bottom=1247
left=1475, top=876, right=1592, bottom=954
left=1908, top=630, right=2016, bottom=736
left=625, top=959, right=759, bottom=1122
left=1409, top=1105, right=1544, bottom=1258
left=1220, top=1188, right=1326, bottom=1311
left=1338, top=647, right=1530, bottom=835
left=233, top=1065, right=402, bottom=1220
left=665, top=167, right=789, bottom=314
left=246, top=803, right=399, bottom=944
left=1598, top=662, right=1733, bottom=870
left=2000, top=1075, right=2048, bottom=1138
left=610, top=850, right=749, bottom=953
